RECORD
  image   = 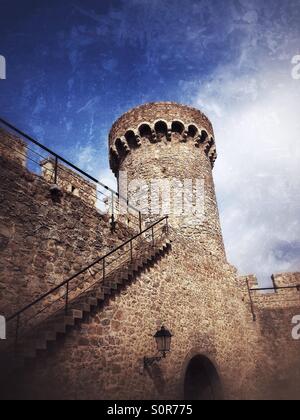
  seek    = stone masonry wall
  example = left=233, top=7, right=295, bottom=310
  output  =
left=0, top=130, right=132, bottom=319
left=0, top=128, right=27, bottom=167
left=1, top=101, right=300, bottom=400
left=10, top=240, right=265, bottom=400
left=10, top=243, right=300, bottom=400
left=109, top=102, right=214, bottom=142
left=118, top=133, right=226, bottom=261
left=110, top=102, right=225, bottom=261
left=40, top=158, right=97, bottom=207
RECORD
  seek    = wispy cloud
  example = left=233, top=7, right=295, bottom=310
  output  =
left=180, top=1, right=300, bottom=285
left=1, top=0, right=299, bottom=285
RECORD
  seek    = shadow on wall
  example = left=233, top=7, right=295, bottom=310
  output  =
left=184, top=355, right=223, bottom=401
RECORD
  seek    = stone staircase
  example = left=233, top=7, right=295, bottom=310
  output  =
left=4, top=237, right=171, bottom=368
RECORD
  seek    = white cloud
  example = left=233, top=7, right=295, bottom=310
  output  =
left=186, top=61, right=300, bottom=286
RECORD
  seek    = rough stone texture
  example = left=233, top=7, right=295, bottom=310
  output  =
left=0, top=130, right=133, bottom=319
left=109, top=102, right=223, bottom=260
left=0, top=128, right=27, bottom=167
left=118, top=132, right=225, bottom=261
left=108, top=102, right=217, bottom=176
left=1, top=103, right=300, bottom=400
left=11, top=245, right=264, bottom=400
left=109, top=102, right=214, bottom=145
left=41, top=158, right=97, bottom=207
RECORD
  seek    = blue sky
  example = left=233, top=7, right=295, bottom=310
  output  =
left=0, top=0, right=300, bottom=284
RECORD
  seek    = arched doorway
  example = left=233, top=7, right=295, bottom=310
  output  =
left=184, top=355, right=222, bottom=400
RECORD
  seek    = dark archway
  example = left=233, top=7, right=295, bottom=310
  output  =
left=184, top=355, right=222, bottom=400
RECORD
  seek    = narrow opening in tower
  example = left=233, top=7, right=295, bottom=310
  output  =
left=171, top=121, right=185, bottom=134
left=200, top=130, right=208, bottom=143
left=139, top=124, right=152, bottom=139
left=188, top=125, right=198, bottom=138
left=155, top=121, right=168, bottom=139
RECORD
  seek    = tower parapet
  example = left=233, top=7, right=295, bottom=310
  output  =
left=109, top=102, right=217, bottom=175
left=108, top=102, right=226, bottom=261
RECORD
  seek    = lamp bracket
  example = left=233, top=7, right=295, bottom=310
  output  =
left=144, top=352, right=166, bottom=368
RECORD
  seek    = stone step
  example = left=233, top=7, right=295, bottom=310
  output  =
left=104, top=281, right=118, bottom=290
left=36, top=330, right=57, bottom=343
left=70, top=309, right=83, bottom=320
left=75, top=302, right=92, bottom=314
left=86, top=297, right=98, bottom=307
left=10, top=235, right=171, bottom=368
left=101, top=286, right=112, bottom=295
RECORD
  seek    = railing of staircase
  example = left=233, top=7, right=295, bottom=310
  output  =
left=0, top=117, right=142, bottom=233
left=6, top=216, right=169, bottom=345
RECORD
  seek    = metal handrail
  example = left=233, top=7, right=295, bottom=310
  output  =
left=6, top=216, right=169, bottom=342
left=246, top=280, right=300, bottom=322
left=250, top=285, right=300, bottom=292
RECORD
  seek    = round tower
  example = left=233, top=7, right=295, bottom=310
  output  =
left=109, top=102, right=226, bottom=261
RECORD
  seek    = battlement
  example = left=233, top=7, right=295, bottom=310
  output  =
left=239, top=273, right=300, bottom=313
left=109, top=102, right=217, bottom=175
left=40, top=158, right=97, bottom=207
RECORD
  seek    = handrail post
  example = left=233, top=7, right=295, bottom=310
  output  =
left=103, top=258, right=106, bottom=283
left=166, top=216, right=169, bottom=235
left=139, top=211, right=142, bottom=233
left=54, top=156, right=58, bottom=185
left=65, top=281, right=69, bottom=315
left=152, top=226, right=155, bottom=247
left=130, top=240, right=133, bottom=261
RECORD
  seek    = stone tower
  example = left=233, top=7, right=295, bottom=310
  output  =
left=109, top=102, right=226, bottom=261
left=1, top=104, right=300, bottom=400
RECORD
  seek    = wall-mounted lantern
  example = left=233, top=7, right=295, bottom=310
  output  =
left=144, top=326, right=173, bottom=368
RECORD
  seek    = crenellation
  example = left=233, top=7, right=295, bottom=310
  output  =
left=239, top=273, right=300, bottom=313
left=0, top=128, right=27, bottom=167
left=109, top=103, right=217, bottom=176
left=0, top=144, right=134, bottom=319
left=1, top=102, right=300, bottom=400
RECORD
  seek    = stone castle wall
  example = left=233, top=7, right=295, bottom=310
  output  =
left=0, top=129, right=133, bottom=319
left=1, top=102, right=300, bottom=400
left=237, top=273, right=300, bottom=399
left=109, top=102, right=214, bottom=143
left=109, top=102, right=224, bottom=261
